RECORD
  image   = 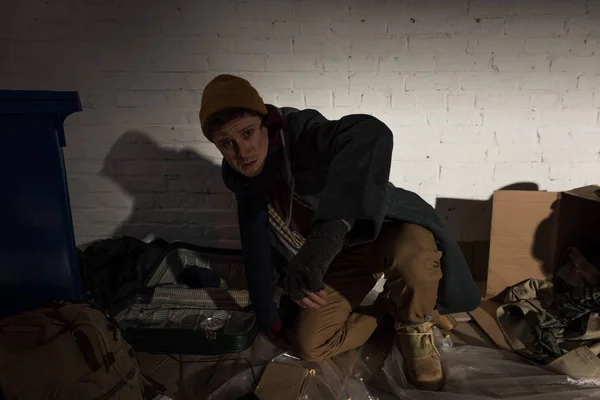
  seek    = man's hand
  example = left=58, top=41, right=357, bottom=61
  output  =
left=284, top=219, right=349, bottom=309
left=284, top=262, right=329, bottom=309
left=296, top=289, right=328, bottom=309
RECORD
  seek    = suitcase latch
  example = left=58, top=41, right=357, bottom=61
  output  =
left=204, top=329, right=217, bottom=341
left=201, top=317, right=224, bottom=341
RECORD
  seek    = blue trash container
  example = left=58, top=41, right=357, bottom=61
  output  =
left=0, top=90, right=83, bottom=318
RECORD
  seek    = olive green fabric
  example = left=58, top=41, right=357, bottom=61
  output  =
left=496, top=249, right=600, bottom=366
left=517, top=286, right=600, bottom=364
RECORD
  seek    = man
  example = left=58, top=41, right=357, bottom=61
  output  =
left=198, top=74, right=480, bottom=390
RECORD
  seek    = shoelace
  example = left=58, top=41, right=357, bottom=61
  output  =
left=398, top=329, right=441, bottom=357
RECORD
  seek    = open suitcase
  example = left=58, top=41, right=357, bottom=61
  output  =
left=109, top=242, right=258, bottom=355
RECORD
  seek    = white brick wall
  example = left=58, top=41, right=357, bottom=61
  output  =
left=3, top=0, right=600, bottom=245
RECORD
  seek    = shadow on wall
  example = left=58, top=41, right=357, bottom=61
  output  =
left=100, top=130, right=240, bottom=248
left=535, top=198, right=560, bottom=278
left=99, top=132, right=559, bottom=284
left=435, top=183, right=557, bottom=282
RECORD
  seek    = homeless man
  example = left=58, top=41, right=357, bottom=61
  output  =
left=198, top=74, right=481, bottom=391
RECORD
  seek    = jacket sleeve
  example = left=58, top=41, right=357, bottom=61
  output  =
left=285, top=109, right=394, bottom=245
left=235, top=193, right=281, bottom=333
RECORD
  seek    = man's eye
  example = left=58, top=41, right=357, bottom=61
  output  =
left=220, top=140, right=232, bottom=148
left=243, top=129, right=254, bottom=137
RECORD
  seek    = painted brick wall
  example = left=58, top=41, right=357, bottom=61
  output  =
left=2, top=0, right=600, bottom=247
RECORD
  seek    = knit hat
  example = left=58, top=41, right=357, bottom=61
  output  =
left=199, top=74, right=268, bottom=141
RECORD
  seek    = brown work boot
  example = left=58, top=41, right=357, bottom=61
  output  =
left=395, top=321, right=443, bottom=391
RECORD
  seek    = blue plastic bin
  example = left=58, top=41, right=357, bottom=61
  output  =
left=0, top=90, right=83, bottom=318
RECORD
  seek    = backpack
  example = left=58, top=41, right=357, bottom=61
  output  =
left=0, top=302, right=144, bottom=400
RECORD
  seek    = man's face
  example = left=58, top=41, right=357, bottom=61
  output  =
left=212, top=114, right=269, bottom=178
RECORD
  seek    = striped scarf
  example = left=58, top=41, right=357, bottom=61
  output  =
left=262, top=105, right=311, bottom=257
left=267, top=197, right=309, bottom=257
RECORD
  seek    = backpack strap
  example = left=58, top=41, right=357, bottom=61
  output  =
left=71, top=328, right=102, bottom=372
left=50, top=304, right=109, bottom=372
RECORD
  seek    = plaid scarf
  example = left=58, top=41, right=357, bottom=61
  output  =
left=267, top=201, right=305, bottom=256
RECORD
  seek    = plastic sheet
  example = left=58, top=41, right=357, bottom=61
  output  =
left=205, top=334, right=374, bottom=399
left=181, top=333, right=284, bottom=399
left=207, top=326, right=600, bottom=400
left=374, top=330, right=600, bottom=400
left=206, top=365, right=265, bottom=400
left=270, top=352, right=372, bottom=399
left=207, top=350, right=373, bottom=399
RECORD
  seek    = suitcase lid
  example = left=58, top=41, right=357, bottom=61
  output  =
left=144, top=242, right=246, bottom=289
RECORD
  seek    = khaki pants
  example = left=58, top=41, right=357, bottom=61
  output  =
left=294, top=222, right=443, bottom=362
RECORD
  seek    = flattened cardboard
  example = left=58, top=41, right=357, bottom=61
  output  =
left=472, top=240, right=490, bottom=282
left=547, top=346, right=600, bottom=379
left=486, top=190, right=559, bottom=298
left=564, top=185, right=600, bottom=202
left=468, top=300, right=511, bottom=351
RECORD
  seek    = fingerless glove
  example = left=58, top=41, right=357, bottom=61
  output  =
left=284, top=219, right=349, bottom=300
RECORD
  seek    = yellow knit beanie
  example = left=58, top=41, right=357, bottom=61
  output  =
left=199, top=74, right=268, bottom=141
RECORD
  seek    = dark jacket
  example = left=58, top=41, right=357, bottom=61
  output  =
left=223, top=106, right=481, bottom=332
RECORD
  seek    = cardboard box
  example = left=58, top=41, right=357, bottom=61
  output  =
left=459, top=240, right=489, bottom=298
left=554, top=186, right=600, bottom=265
left=485, top=185, right=600, bottom=299
left=468, top=299, right=511, bottom=351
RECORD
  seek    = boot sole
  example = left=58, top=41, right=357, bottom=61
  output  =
left=406, top=363, right=444, bottom=391
left=411, top=379, right=444, bottom=391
